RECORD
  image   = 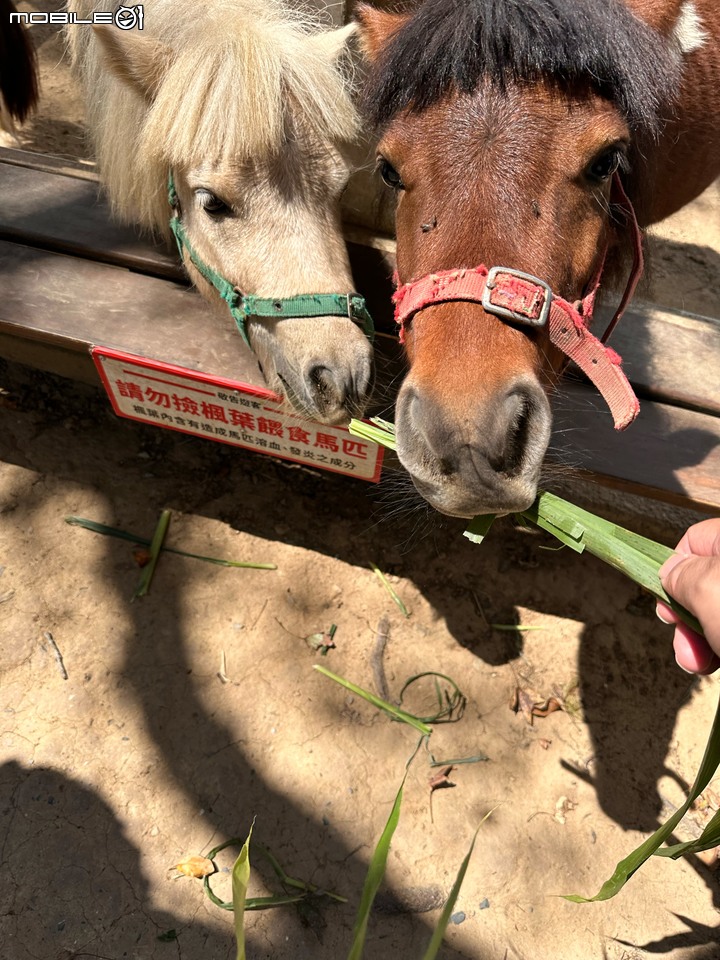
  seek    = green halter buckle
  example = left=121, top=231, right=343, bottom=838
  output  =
left=167, top=172, right=374, bottom=349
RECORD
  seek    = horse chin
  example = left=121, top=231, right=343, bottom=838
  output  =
left=406, top=472, right=539, bottom=520
left=249, top=317, right=374, bottom=426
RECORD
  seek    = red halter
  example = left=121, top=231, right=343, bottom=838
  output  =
left=392, top=174, right=644, bottom=431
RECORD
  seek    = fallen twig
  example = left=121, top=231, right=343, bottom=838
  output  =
left=42, top=631, right=68, bottom=680
left=371, top=617, right=391, bottom=701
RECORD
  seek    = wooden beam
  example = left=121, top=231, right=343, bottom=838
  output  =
left=1, top=155, right=718, bottom=512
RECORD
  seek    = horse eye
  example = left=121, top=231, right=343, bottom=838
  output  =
left=378, top=158, right=405, bottom=191
left=196, top=189, right=230, bottom=216
left=587, top=149, right=622, bottom=183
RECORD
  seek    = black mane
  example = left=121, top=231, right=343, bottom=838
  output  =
left=366, top=0, right=679, bottom=134
left=0, top=0, right=39, bottom=124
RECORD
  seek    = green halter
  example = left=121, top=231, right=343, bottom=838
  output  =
left=167, top=172, right=374, bottom=349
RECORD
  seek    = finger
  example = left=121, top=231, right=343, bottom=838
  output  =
left=673, top=622, right=720, bottom=675
left=673, top=519, right=720, bottom=558
left=656, top=600, right=680, bottom=625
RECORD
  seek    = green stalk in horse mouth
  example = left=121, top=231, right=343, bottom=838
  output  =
left=348, top=418, right=703, bottom=638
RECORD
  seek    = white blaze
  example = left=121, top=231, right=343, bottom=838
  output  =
left=672, top=1, right=709, bottom=54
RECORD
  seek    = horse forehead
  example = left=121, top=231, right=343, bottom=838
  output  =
left=187, top=138, right=349, bottom=193
left=384, top=85, right=628, bottom=179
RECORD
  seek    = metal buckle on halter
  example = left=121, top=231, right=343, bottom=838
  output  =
left=482, top=266, right=553, bottom=328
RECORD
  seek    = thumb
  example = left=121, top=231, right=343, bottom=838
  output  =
left=659, top=552, right=714, bottom=613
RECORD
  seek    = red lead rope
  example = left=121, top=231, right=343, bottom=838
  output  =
left=393, top=172, right=644, bottom=431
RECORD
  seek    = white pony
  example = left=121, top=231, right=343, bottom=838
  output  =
left=67, top=0, right=374, bottom=424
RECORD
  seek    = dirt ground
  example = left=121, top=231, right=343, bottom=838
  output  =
left=2, top=6, right=720, bottom=960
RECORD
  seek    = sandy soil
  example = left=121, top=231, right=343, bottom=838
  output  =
left=2, top=6, right=720, bottom=960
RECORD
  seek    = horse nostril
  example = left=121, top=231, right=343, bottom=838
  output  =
left=308, top=365, right=339, bottom=405
left=503, top=393, right=534, bottom=474
left=485, top=384, right=543, bottom=477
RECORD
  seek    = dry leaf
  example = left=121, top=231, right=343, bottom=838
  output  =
left=428, top=765, right=456, bottom=824
left=510, top=686, right=537, bottom=724
left=174, top=855, right=214, bottom=879
left=533, top=697, right=562, bottom=719
left=305, top=624, right=337, bottom=655
left=554, top=796, right=576, bottom=825
left=429, top=765, right=455, bottom=792
left=511, top=686, right=564, bottom=726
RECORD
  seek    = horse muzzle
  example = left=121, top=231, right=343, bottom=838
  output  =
left=395, top=374, right=552, bottom=517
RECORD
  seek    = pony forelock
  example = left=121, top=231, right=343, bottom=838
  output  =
left=69, top=0, right=360, bottom=235
left=366, top=0, right=681, bottom=135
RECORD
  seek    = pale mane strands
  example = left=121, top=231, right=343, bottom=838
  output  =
left=68, top=0, right=360, bottom=234
left=367, top=0, right=681, bottom=135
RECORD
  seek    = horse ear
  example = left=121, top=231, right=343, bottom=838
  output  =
left=91, top=25, right=172, bottom=100
left=309, top=22, right=359, bottom=63
left=354, top=4, right=410, bottom=61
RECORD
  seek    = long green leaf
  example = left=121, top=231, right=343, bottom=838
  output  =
left=347, top=776, right=406, bottom=960
left=348, top=418, right=397, bottom=452
left=314, top=666, right=432, bottom=736
left=398, top=672, right=466, bottom=723
left=612, top=527, right=674, bottom=566
left=232, top=825, right=253, bottom=960
left=253, top=843, right=346, bottom=902
left=520, top=493, right=702, bottom=634
left=370, top=563, right=410, bottom=618
left=565, top=689, right=720, bottom=901
left=656, top=807, right=720, bottom=858
left=203, top=838, right=345, bottom=911
left=66, top=516, right=277, bottom=569
left=421, top=809, right=495, bottom=960
left=463, top=514, right=496, bottom=544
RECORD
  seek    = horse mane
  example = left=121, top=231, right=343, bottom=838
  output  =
left=0, top=0, right=39, bottom=129
left=68, top=0, right=360, bottom=235
left=366, top=0, right=681, bottom=134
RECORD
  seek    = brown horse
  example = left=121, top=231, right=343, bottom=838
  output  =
left=0, top=0, right=38, bottom=137
left=359, top=0, right=720, bottom=517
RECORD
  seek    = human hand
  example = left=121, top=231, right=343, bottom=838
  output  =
left=656, top=519, right=720, bottom=674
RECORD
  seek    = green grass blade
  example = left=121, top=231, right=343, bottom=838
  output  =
left=314, top=666, right=432, bottom=736
left=370, top=563, right=410, bottom=618
left=348, top=418, right=397, bottom=452
left=252, top=843, right=347, bottom=903
left=429, top=754, right=489, bottom=766
left=490, top=624, right=546, bottom=632
left=612, top=527, right=674, bottom=566
left=528, top=492, right=586, bottom=540
left=347, top=776, right=406, bottom=960
left=421, top=809, right=495, bottom=960
left=66, top=516, right=145, bottom=545
left=65, top=516, right=276, bottom=569
left=515, top=495, right=703, bottom=635
left=463, top=514, right=496, bottom=544
left=133, top=509, right=171, bottom=599
left=232, top=824, right=253, bottom=960
left=656, top=807, right=720, bottom=859
left=565, top=688, right=720, bottom=901
left=517, top=502, right=585, bottom=553
left=398, top=672, right=466, bottom=724
left=203, top=837, right=345, bottom=911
